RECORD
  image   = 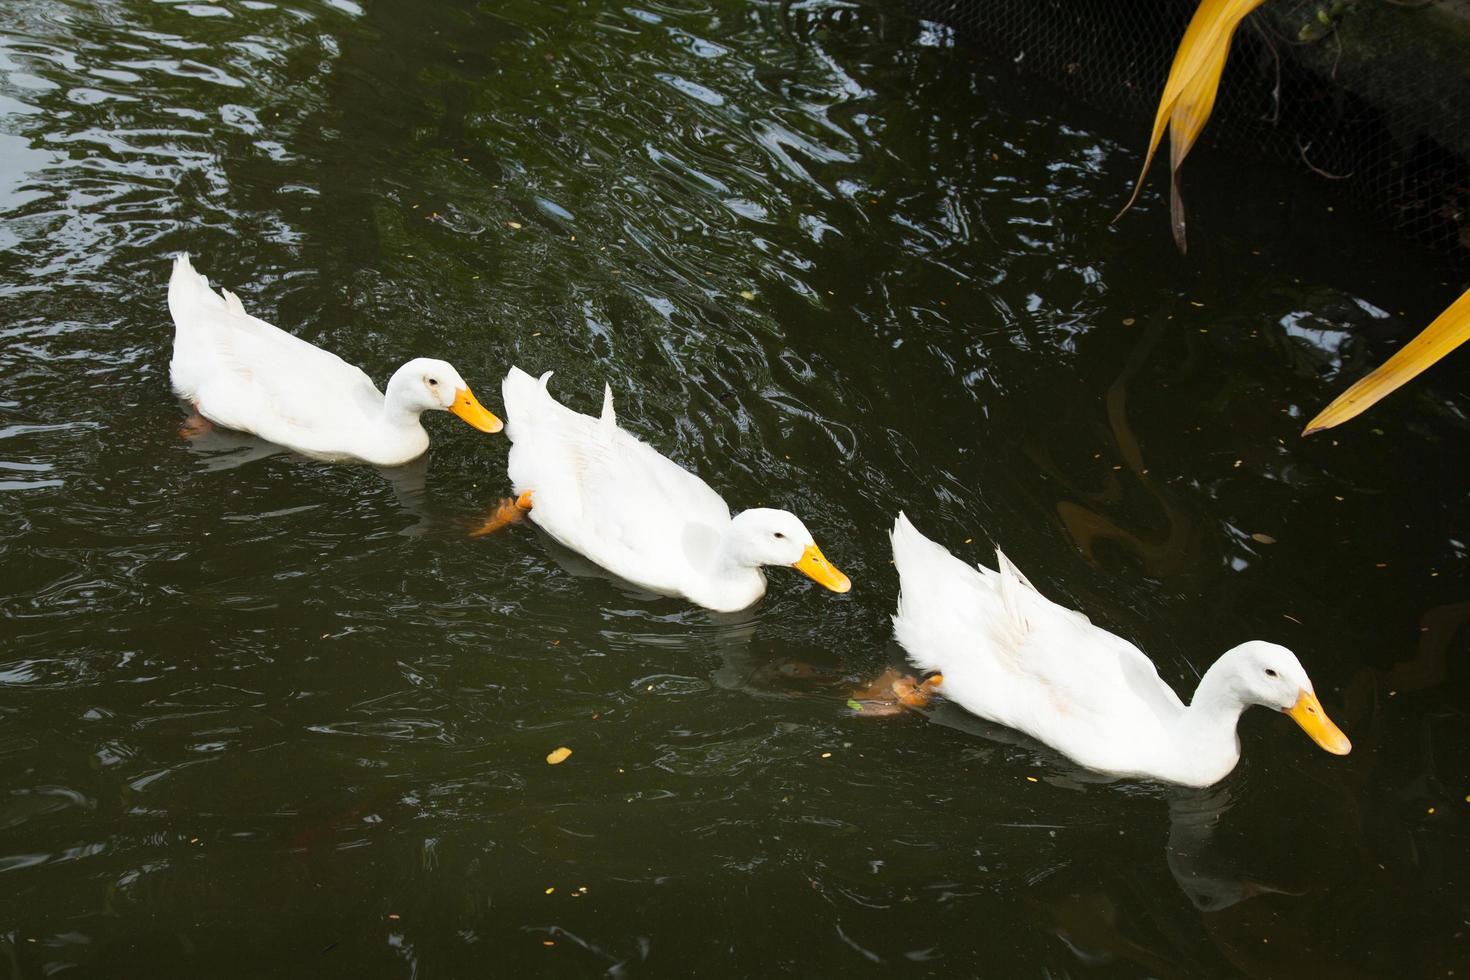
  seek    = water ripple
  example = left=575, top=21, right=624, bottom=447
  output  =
left=0, top=0, right=1465, bottom=975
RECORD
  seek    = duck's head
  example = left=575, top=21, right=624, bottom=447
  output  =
left=728, top=508, right=852, bottom=594
left=390, top=358, right=502, bottom=432
left=1227, top=641, right=1351, bottom=755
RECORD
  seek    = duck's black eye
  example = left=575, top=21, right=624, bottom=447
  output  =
left=774, top=532, right=786, bottom=540
left=1264, top=668, right=1278, bottom=678
left=428, top=378, right=439, bottom=387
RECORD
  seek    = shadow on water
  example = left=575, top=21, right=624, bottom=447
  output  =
left=0, top=0, right=1467, bottom=975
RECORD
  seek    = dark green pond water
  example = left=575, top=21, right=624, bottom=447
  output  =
left=2, top=0, right=1468, bottom=975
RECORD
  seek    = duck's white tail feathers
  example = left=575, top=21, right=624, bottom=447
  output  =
left=168, top=254, right=262, bottom=335
left=167, top=252, right=231, bottom=399
left=891, top=511, right=939, bottom=580
left=599, top=382, right=616, bottom=429
left=891, top=511, right=975, bottom=580
left=168, top=252, right=227, bottom=322
left=502, top=365, right=550, bottom=399
left=501, top=366, right=557, bottom=435
left=892, top=512, right=958, bottom=673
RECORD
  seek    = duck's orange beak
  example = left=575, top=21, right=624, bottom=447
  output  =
left=1285, top=689, right=1351, bottom=755
left=792, top=542, right=851, bottom=594
left=450, top=386, right=503, bottom=433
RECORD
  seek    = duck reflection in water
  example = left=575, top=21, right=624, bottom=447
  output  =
left=178, top=424, right=437, bottom=536
left=1021, top=779, right=1302, bottom=978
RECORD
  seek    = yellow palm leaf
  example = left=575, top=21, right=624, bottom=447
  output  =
left=1115, top=0, right=1267, bottom=251
left=1166, top=37, right=1232, bottom=251
left=1303, top=287, right=1470, bottom=435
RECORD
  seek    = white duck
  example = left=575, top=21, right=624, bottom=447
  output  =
left=497, top=366, right=851, bottom=611
left=890, top=512, right=1351, bottom=787
left=167, top=253, right=501, bottom=466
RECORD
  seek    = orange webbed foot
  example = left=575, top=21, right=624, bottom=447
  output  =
left=848, top=669, right=942, bottom=717
left=895, top=673, right=943, bottom=709
left=468, top=490, right=534, bottom=538
left=179, top=410, right=214, bottom=440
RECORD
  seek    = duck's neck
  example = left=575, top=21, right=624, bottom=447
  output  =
left=1169, top=659, right=1250, bottom=785
left=379, top=374, right=430, bottom=432
left=692, top=530, right=766, bottom=612
left=359, top=375, right=430, bottom=466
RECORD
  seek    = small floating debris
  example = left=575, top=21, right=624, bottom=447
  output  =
left=546, top=747, right=572, bottom=765
left=508, top=220, right=523, bottom=229
left=1250, top=532, right=1277, bottom=545
left=739, top=289, right=756, bottom=301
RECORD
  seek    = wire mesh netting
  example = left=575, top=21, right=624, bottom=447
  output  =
left=905, top=0, right=1470, bottom=256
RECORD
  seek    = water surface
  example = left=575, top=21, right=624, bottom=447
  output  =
left=1, top=0, right=1467, bottom=975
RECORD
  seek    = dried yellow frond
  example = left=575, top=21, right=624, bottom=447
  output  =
left=1304, top=287, right=1470, bottom=434
left=1115, top=0, right=1268, bottom=251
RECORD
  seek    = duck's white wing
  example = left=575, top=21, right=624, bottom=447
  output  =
left=999, top=564, right=1185, bottom=727
left=892, top=513, right=1183, bottom=733
left=504, top=368, right=730, bottom=590
left=168, top=254, right=383, bottom=439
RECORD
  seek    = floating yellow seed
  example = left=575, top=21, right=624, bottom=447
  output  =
left=546, top=747, right=572, bottom=765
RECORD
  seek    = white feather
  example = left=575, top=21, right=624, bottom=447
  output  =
left=166, top=253, right=493, bottom=466
left=501, top=366, right=846, bottom=611
left=890, top=513, right=1346, bottom=787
